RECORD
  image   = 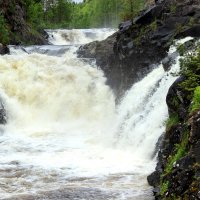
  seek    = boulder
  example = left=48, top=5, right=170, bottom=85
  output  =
left=162, top=51, right=179, bottom=71
left=147, top=171, right=161, bottom=186
left=0, top=44, right=9, bottom=55
left=166, top=76, right=190, bottom=119
left=0, top=101, right=7, bottom=124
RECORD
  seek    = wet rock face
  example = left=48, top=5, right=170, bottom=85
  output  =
left=0, top=108, right=7, bottom=125
left=78, top=0, right=200, bottom=97
left=166, top=76, right=190, bottom=119
left=0, top=101, right=7, bottom=125
left=78, top=33, right=124, bottom=96
left=0, top=43, right=9, bottom=55
left=148, top=75, right=200, bottom=199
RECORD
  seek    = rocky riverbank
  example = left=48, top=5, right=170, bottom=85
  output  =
left=148, top=44, right=200, bottom=199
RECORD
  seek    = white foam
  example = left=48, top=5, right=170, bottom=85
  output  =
left=46, top=28, right=116, bottom=45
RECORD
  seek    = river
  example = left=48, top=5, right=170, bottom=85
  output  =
left=0, top=29, right=181, bottom=199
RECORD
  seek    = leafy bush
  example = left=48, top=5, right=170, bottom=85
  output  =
left=177, top=44, right=186, bottom=56
left=165, top=131, right=188, bottom=174
left=179, top=48, right=200, bottom=92
left=0, top=13, right=9, bottom=44
left=27, top=2, right=44, bottom=28
left=191, top=86, right=200, bottom=112
left=160, top=181, right=169, bottom=196
left=166, top=113, right=179, bottom=131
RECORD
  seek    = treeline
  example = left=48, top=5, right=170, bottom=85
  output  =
left=70, top=0, right=145, bottom=28
left=24, top=0, right=73, bottom=28
left=26, top=0, right=146, bottom=28
left=0, top=0, right=147, bottom=44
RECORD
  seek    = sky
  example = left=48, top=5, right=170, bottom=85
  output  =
left=73, top=0, right=83, bottom=2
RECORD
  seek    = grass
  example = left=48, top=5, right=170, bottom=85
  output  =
left=0, top=13, right=9, bottom=44
left=160, top=181, right=169, bottom=196
left=150, top=20, right=157, bottom=31
left=177, top=44, right=186, bottom=56
left=170, top=3, right=177, bottom=13
left=159, top=131, right=189, bottom=199
left=165, top=131, right=189, bottom=174
left=166, top=113, right=179, bottom=131
left=179, top=47, right=200, bottom=92
left=191, top=86, right=200, bottom=112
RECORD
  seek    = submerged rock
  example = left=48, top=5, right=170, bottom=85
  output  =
left=0, top=43, right=9, bottom=55
left=162, top=52, right=179, bottom=71
left=0, top=101, right=7, bottom=125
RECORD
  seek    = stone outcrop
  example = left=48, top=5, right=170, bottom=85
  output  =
left=0, top=0, right=47, bottom=45
left=0, top=102, right=7, bottom=125
left=78, top=0, right=200, bottom=97
left=148, top=46, right=200, bottom=199
left=0, top=43, right=9, bottom=55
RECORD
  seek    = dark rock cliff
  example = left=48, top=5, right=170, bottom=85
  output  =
left=0, top=0, right=47, bottom=45
left=78, top=0, right=200, bottom=97
left=148, top=75, right=200, bottom=199
left=147, top=41, right=200, bottom=199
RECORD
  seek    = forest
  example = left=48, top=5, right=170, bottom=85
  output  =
left=0, top=0, right=146, bottom=42
left=27, top=0, right=146, bottom=28
left=0, top=0, right=150, bottom=44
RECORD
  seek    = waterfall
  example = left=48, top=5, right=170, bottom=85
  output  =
left=0, top=29, right=191, bottom=199
left=46, top=29, right=116, bottom=45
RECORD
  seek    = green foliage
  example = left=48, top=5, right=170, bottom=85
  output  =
left=120, top=0, right=145, bottom=21
left=46, top=0, right=145, bottom=28
left=188, top=17, right=195, bottom=27
left=25, top=0, right=72, bottom=29
left=0, top=0, right=147, bottom=44
left=175, top=23, right=184, bottom=34
left=133, top=25, right=149, bottom=46
left=165, top=131, right=189, bottom=174
left=191, top=86, right=200, bottom=112
left=0, top=13, right=9, bottom=44
left=69, top=0, right=133, bottom=28
left=179, top=48, right=200, bottom=92
left=170, top=3, right=177, bottom=13
left=177, top=44, right=186, bottom=56
left=166, top=113, right=179, bottom=131
left=160, top=181, right=169, bottom=196
left=27, top=2, right=44, bottom=28
left=150, top=20, right=158, bottom=31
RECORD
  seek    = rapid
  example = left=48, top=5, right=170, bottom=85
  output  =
left=0, top=29, right=183, bottom=199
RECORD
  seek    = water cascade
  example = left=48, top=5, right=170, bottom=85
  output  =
left=0, top=29, right=187, bottom=199
left=46, top=29, right=116, bottom=45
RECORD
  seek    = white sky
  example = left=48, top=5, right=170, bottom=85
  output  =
left=73, top=0, right=83, bottom=3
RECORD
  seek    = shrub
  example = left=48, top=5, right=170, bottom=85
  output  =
left=165, top=131, right=188, bottom=174
left=177, top=44, right=186, bottom=56
left=0, top=13, right=9, bottom=44
left=160, top=181, right=169, bottom=196
left=179, top=47, right=200, bottom=92
left=191, top=86, right=200, bottom=112
left=166, top=113, right=179, bottom=131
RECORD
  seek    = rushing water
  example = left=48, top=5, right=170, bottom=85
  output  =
left=0, top=29, right=187, bottom=200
